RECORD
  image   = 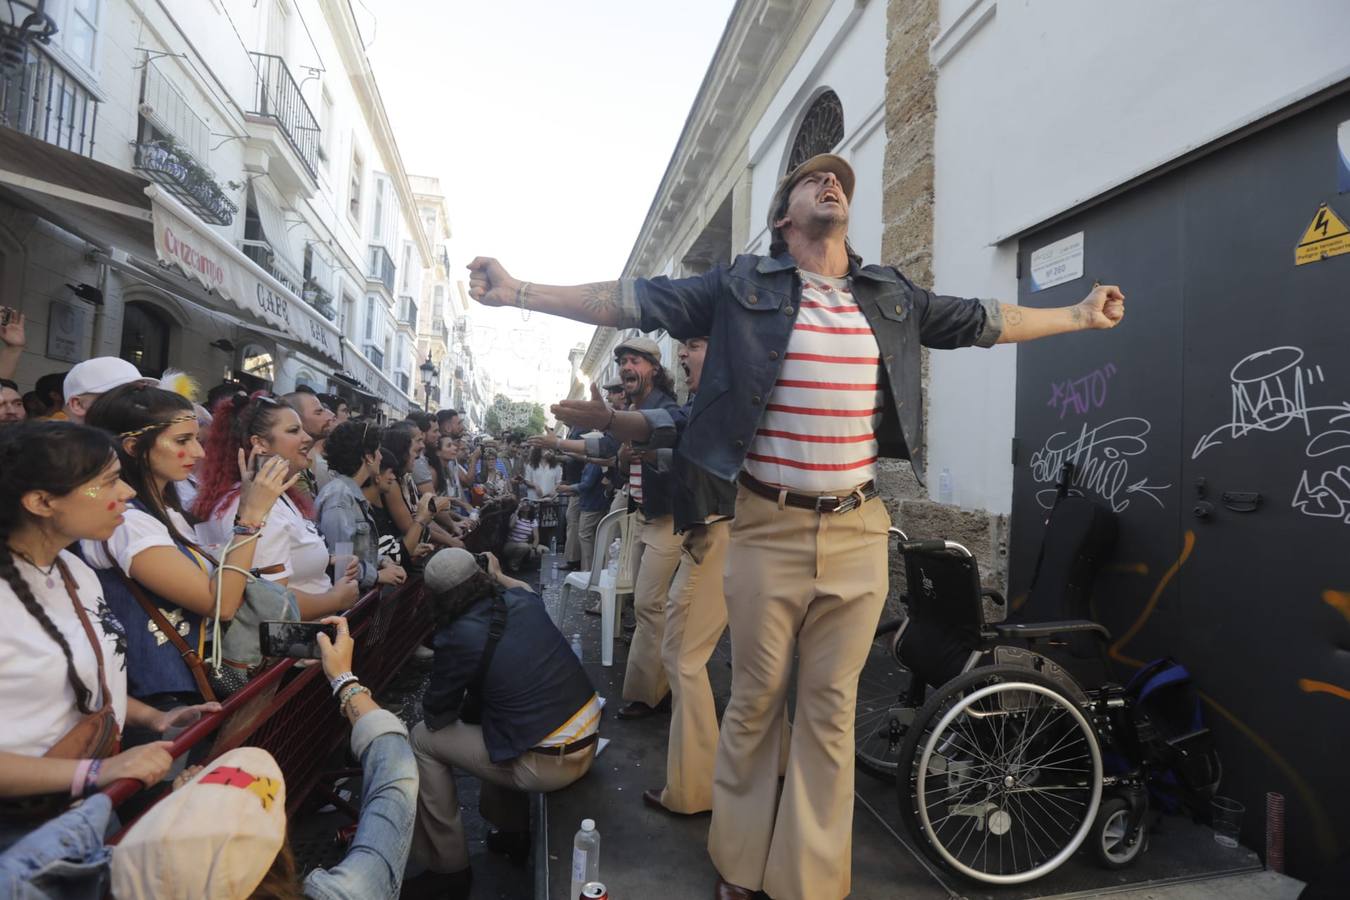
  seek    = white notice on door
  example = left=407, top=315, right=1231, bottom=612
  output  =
left=1029, top=232, right=1084, bottom=292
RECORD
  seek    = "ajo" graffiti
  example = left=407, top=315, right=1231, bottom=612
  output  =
left=1047, top=363, right=1118, bottom=419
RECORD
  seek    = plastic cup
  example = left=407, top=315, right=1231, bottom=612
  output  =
left=333, top=542, right=354, bottom=582
left=1212, top=796, right=1244, bottom=848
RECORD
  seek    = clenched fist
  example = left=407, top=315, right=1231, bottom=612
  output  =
left=1076, top=284, right=1125, bottom=330
left=467, top=257, right=520, bottom=307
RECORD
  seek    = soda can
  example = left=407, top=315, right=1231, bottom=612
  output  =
left=580, top=883, right=608, bottom=900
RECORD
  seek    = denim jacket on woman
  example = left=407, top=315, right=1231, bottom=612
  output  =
left=314, top=474, right=382, bottom=591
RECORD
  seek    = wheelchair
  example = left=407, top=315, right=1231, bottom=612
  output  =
left=855, top=471, right=1218, bottom=885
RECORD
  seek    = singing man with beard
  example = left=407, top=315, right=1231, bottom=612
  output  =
left=468, top=153, right=1124, bottom=900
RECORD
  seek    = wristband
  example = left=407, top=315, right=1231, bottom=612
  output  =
left=83, top=758, right=103, bottom=796
left=329, top=672, right=358, bottom=696
left=338, top=684, right=371, bottom=717
left=71, top=759, right=92, bottom=798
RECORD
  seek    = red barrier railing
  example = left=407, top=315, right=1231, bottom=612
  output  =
left=101, top=578, right=432, bottom=819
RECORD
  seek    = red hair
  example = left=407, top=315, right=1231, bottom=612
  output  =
left=192, top=391, right=313, bottom=522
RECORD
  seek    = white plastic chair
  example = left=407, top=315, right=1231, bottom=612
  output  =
left=559, top=508, right=636, bottom=666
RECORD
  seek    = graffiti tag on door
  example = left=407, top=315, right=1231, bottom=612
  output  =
left=1192, top=346, right=1350, bottom=523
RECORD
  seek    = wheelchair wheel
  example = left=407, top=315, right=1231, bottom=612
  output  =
left=1092, top=795, right=1147, bottom=869
left=855, top=617, right=908, bottom=780
left=896, top=665, right=1102, bottom=885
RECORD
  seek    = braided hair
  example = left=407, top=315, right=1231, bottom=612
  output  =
left=0, top=421, right=119, bottom=714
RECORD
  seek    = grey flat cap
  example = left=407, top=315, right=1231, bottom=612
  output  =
left=423, top=548, right=480, bottom=593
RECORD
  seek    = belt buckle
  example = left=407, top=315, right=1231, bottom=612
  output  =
left=814, top=494, right=841, bottom=513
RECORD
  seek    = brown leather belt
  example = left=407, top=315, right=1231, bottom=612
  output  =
left=529, top=731, right=599, bottom=757
left=738, top=472, right=878, bottom=514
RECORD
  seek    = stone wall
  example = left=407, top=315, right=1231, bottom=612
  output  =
left=881, top=0, right=1006, bottom=606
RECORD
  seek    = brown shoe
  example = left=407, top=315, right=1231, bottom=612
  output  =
left=643, top=788, right=709, bottom=817
left=714, top=879, right=756, bottom=900
left=615, top=695, right=671, bottom=720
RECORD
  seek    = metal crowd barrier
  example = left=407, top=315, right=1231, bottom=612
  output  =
left=101, top=578, right=432, bottom=822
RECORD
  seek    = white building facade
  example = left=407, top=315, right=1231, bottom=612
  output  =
left=0, top=0, right=429, bottom=419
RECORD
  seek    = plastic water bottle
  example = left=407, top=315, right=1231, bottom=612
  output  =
left=570, top=818, right=600, bottom=900
left=938, top=467, right=954, bottom=505
left=550, top=535, right=558, bottom=556
left=570, top=633, right=583, bottom=660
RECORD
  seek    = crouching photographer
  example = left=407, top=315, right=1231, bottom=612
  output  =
left=404, top=549, right=599, bottom=899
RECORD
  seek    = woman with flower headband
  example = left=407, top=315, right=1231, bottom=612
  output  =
left=0, top=421, right=211, bottom=849
left=80, top=384, right=295, bottom=734
left=193, top=392, right=361, bottom=619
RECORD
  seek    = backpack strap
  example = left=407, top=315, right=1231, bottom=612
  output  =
left=466, top=592, right=509, bottom=703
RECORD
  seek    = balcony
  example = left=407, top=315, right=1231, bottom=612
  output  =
left=398, top=295, right=418, bottom=327
left=242, top=52, right=318, bottom=197
left=0, top=41, right=99, bottom=157
left=135, top=140, right=238, bottom=226
left=241, top=240, right=302, bottom=295
left=363, top=344, right=385, bottom=371
left=367, top=244, right=396, bottom=294
left=302, top=278, right=337, bottom=322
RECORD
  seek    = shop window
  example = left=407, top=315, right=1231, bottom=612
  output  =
left=241, top=343, right=275, bottom=385
left=119, top=301, right=170, bottom=377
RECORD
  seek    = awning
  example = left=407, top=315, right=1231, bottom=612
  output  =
left=149, top=186, right=340, bottom=362
left=0, top=128, right=341, bottom=366
left=339, top=338, right=412, bottom=418
left=248, top=182, right=303, bottom=276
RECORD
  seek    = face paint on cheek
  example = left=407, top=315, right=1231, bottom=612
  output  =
left=176, top=450, right=186, bottom=459
left=82, top=485, right=100, bottom=499
left=106, top=501, right=117, bottom=511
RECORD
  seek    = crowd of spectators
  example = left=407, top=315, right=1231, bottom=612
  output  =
left=0, top=331, right=604, bottom=899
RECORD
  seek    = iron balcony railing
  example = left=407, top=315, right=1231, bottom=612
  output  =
left=241, top=239, right=302, bottom=296
left=302, top=278, right=337, bottom=322
left=367, top=244, right=396, bottom=293
left=363, top=344, right=385, bottom=371
left=0, top=41, right=98, bottom=157
left=247, top=52, right=319, bottom=180
left=134, top=140, right=238, bottom=226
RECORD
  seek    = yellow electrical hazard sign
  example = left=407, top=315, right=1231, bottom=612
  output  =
left=1295, top=203, right=1350, bottom=266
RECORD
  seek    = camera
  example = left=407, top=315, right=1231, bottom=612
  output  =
left=473, top=552, right=490, bottom=571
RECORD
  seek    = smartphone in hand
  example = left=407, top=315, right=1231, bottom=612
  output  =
left=259, top=620, right=337, bottom=660
left=250, top=452, right=274, bottom=478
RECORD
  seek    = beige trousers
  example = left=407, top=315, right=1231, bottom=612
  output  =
left=564, top=494, right=582, bottom=564
left=708, top=485, right=890, bottom=900
left=658, top=520, right=730, bottom=813
left=623, top=512, right=682, bottom=707
left=578, top=509, right=606, bottom=572
left=410, top=720, right=595, bottom=873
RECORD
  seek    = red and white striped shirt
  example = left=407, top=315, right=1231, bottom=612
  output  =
left=629, top=456, right=644, bottom=505
left=743, top=272, right=882, bottom=493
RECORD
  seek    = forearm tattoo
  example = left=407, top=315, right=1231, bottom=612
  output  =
left=1069, top=305, right=1084, bottom=328
left=1003, top=304, right=1024, bottom=327
left=582, top=281, right=621, bottom=317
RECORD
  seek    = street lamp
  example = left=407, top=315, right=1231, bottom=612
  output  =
left=418, top=352, right=438, bottom=412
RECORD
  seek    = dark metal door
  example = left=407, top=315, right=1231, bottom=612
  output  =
left=1177, top=94, right=1350, bottom=868
left=1011, top=91, right=1350, bottom=873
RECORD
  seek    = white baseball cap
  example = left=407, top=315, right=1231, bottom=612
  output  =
left=63, top=357, right=146, bottom=399
left=424, top=547, right=482, bottom=593
left=111, top=747, right=287, bottom=900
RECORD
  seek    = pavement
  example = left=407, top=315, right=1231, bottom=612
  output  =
left=533, top=552, right=1307, bottom=900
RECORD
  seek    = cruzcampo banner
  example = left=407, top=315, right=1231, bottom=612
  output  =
left=150, top=191, right=339, bottom=363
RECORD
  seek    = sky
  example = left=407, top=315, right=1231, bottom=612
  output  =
left=362, top=0, right=736, bottom=407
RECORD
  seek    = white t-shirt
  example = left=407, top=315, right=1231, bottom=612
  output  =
left=525, top=464, right=562, bottom=501
left=197, top=494, right=332, bottom=593
left=81, top=507, right=204, bottom=573
left=0, top=551, right=129, bottom=756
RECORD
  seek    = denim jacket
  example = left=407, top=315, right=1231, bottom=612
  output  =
left=616, top=252, right=1002, bottom=528
left=0, top=711, right=418, bottom=900
left=315, top=474, right=381, bottom=591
